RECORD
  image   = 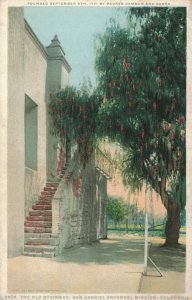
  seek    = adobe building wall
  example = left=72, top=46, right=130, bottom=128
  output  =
left=7, top=7, right=48, bottom=256
left=52, top=152, right=107, bottom=253
left=8, top=7, right=25, bottom=257
left=7, top=8, right=107, bottom=258
left=7, top=8, right=69, bottom=256
left=96, top=171, right=107, bottom=239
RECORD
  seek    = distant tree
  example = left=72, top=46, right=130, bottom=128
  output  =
left=137, top=209, right=145, bottom=229
left=107, top=196, right=125, bottom=228
left=124, top=202, right=138, bottom=231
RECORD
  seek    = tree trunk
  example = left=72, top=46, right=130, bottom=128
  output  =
left=148, top=172, right=182, bottom=247
left=164, top=199, right=181, bottom=247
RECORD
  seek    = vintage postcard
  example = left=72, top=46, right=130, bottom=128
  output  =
left=0, top=0, right=192, bottom=299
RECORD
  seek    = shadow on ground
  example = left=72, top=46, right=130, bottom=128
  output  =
left=53, top=238, right=145, bottom=266
left=7, top=236, right=186, bottom=294
left=148, top=242, right=186, bottom=272
left=53, top=236, right=185, bottom=273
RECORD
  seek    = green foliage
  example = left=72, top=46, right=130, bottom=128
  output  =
left=49, top=7, right=186, bottom=217
left=124, top=202, right=143, bottom=225
left=95, top=7, right=186, bottom=209
left=107, top=196, right=147, bottom=230
left=49, top=86, right=100, bottom=166
left=107, top=196, right=125, bottom=226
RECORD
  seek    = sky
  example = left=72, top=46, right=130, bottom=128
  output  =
left=24, top=6, right=126, bottom=88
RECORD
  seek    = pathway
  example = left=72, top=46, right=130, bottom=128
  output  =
left=7, top=235, right=185, bottom=294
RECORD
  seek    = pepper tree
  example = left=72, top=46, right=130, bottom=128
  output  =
left=49, top=7, right=186, bottom=247
left=95, top=7, right=186, bottom=247
left=49, top=85, right=101, bottom=166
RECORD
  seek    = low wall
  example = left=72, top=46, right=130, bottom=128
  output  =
left=52, top=151, right=107, bottom=253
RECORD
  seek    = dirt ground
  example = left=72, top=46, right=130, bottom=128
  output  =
left=139, top=236, right=186, bottom=293
left=7, top=234, right=186, bottom=294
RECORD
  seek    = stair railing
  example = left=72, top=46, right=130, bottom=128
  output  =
left=95, top=147, right=113, bottom=179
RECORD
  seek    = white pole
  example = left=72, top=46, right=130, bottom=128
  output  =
left=143, top=211, right=148, bottom=275
left=142, top=184, right=163, bottom=277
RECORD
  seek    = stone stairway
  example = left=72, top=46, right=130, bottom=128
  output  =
left=24, top=162, right=71, bottom=257
left=24, top=182, right=59, bottom=258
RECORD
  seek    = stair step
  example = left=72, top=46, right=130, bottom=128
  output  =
left=24, top=179, right=60, bottom=257
left=23, top=251, right=55, bottom=258
left=24, top=233, right=58, bottom=238
left=44, top=187, right=57, bottom=192
left=24, top=237, right=59, bottom=246
left=29, top=210, right=52, bottom=216
left=41, top=191, right=55, bottom=196
left=24, top=245, right=56, bottom=252
left=25, top=241, right=49, bottom=246
left=35, top=200, right=52, bottom=205
left=23, top=251, right=43, bottom=257
left=26, top=216, right=52, bottom=222
left=39, top=196, right=52, bottom=201
left=37, top=201, right=52, bottom=205
left=24, top=227, right=52, bottom=233
left=32, top=205, right=52, bottom=210
left=24, top=221, right=52, bottom=228
left=46, top=182, right=59, bottom=188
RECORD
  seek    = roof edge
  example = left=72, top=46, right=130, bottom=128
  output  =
left=24, top=19, right=48, bottom=60
left=24, top=19, right=72, bottom=73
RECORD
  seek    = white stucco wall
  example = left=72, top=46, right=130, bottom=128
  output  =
left=24, top=167, right=38, bottom=217
left=46, top=60, right=63, bottom=92
left=24, top=24, right=47, bottom=194
left=25, top=96, right=38, bottom=170
left=7, top=10, right=71, bottom=257
left=45, top=61, right=70, bottom=180
left=61, top=64, right=69, bottom=89
left=8, top=8, right=25, bottom=257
